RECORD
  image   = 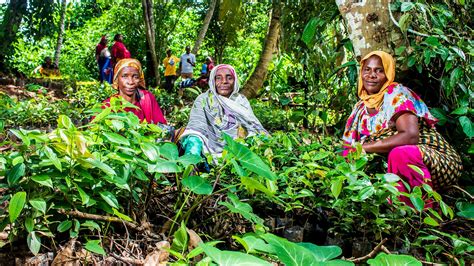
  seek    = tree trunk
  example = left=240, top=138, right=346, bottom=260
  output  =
left=192, top=0, right=218, bottom=55
left=242, top=2, right=281, bottom=99
left=336, top=0, right=400, bottom=59
left=142, top=0, right=160, bottom=86
left=0, top=0, right=28, bottom=70
left=54, top=0, right=67, bottom=67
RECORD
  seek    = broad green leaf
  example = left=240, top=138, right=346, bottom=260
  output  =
left=81, top=220, right=101, bottom=231
left=113, top=208, right=133, bottom=222
left=84, top=158, right=116, bottom=176
left=241, top=177, right=274, bottom=198
left=399, top=14, right=412, bottom=34
left=423, top=37, right=439, bottom=47
left=31, top=175, right=53, bottom=189
left=182, top=175, right=213, bottom=195
left=367, top=253, right=421, bottom=266
left=423, top=216, right=439, bottom=226
left=451, top=47, right=466, bottom=60
left=134, top=168, right=149, bottom=181
left=400, top=2, right=414, bottom=11
left=459, top=116, right=473, bottom=138
left=430, top=108, right=447, bottom=126
left=297, top=242, right=343, bottom=261
left=103, top=132, right=130, bottom=146
left=75, top=184, right=90, bottom=205
left=407, top=164, right=424, bottom=176
left=9, top=191, right=26, bottom=223
left=440, top=201, right=454, bottom=219
left=7, top=163, right=25, bottom=186
left=233, top=235, right=275, bottom=254
left=331, top=177, right=343, bottom=199
left=91, top=107, right=111, bottom=123
left=99, top=191, right=119, bottom=209
left=140, top=142, right=159, bottom=162
left=44, top=146, right=62, bottom=172
left=171, top=221, right=188, bottom=253
left=25, top=217, right=34, bottom=232
left=27, top=232, right=41, bottom=255
left=262, top=233, right=342, bottom=266
left=187, top=240, right=222, bottom=259
left=177, top=154, right=202, bottom=167
left=159, top=142, right=179, bottom=160
left=58, top=115, right=73, bottom=130
left=223, top=134, right=277, bottom=181
left=301, top=17, right=318, bottom=47
left=85, top=240, right=106, bottom=255
left=451, top=106, right=468, bottom=115
left=57, top=220, right=73, bottom=232
left=456, top=202, right=474, bottom=218
left=148, top=161, right=181, bottom=173
left=409, top=195, right=424, bottom=211
left=200, top=243, right=272, bottom=266
left=219, top=193, right=264, bottom=226
left=9, top=129, right=30, bottom=146
left=29, top=198, right=47, bottom=214
left=356, top=186, right=375, bottom=201
left=383, top=173, right=400, bottom=183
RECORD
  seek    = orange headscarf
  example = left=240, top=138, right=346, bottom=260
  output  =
left=112, top=58, right=146, bottom=90
left=357, top=51, right=397, bottom=109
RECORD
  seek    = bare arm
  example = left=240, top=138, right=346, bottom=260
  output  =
left=362, top=112, right=419, bottom=154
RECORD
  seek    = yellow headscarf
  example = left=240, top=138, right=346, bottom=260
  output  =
left=112, top=58, right=146, bottom=90
left=357, top=51, right=397, bottom=109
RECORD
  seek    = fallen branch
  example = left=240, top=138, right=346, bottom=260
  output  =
left=58, top=209, right=160, bottom=239
left=348, top=238, right=388, bottom=263
left=452, top=185, right=474, bottom=200
left=110, top=253, right=144, bottom=265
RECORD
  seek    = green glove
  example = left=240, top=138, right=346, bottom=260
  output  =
left=182, top=135, right=203, bottom=156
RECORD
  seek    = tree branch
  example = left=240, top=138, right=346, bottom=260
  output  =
left=348, top=238, right=388, bottom=263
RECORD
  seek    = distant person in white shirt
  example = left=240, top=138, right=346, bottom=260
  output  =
left=179, top=46, right=196, bottom=79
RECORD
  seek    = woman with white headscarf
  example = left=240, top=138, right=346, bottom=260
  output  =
left=180, top=64, right=267, bottom=158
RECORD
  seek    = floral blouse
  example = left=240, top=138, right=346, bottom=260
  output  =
left=343, top=83, right=438, bottom=148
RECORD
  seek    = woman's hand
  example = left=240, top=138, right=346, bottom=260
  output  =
left=362, top=112, right=419, bottom=154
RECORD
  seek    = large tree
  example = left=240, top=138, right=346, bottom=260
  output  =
left=336, top=0, right=399, bottom=59
left=54, top=0, right=67, bottom=67
left=242, top=1, right=281, bottom=99
left=192, top=0, right=217, bottom=55
left=142, top=0, right=160, bottom=86
left=0, top=0, right=28, bottom=69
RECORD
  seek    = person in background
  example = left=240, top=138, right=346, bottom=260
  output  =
left=342, top=50, right=462, bottom=208
left=102, top=58, right=167, bottom=125
left=111, top=34, right=131, bottom=67
left=163, top=49, right=180, bottom=92
left=95, top=35, right=108, bottom=81
left=179, top=45, right=196, bottom=79
left=196, top=56, right=214, bottom=89
left=100, top=47, right=113, bottom=84
left=33, top=57, right=60, bottom=77
left=180, top=64, right=267, bottom=160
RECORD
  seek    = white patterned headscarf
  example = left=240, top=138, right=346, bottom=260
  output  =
left=181, top=64, right=267, bottom=156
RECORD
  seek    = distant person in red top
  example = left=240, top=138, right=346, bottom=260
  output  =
left=111, top=34, right=131, bottom=67
left=102, top=58, right=167, bottom=125
left=95, top=35, right=109, bottom=82
left=196, top=56, right=215, bottom=89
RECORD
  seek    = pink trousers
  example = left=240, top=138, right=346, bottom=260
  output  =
left=388, top=145, right=433, bottom=207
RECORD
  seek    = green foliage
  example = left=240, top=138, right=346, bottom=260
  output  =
left=391, top=0, right=473, bottom=148
left=367, top=253, right=421, bottom=265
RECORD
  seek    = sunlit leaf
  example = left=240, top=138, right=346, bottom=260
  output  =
left=182, top=175, right=213, bottom=195
left=9, top=192, right=27, bottom=223
left=85, top=240, right=106, bottom=255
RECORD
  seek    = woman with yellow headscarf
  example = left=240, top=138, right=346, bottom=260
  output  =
left=102, top=58, right=167, bottom=125
left=342, top=51, right=462, bottom=208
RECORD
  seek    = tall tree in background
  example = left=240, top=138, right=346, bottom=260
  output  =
left=242, top=1, right=281, bottom=99
left=54, top=0, right=67, bottom=66
left=192, top=0, right=217, bottom=55
left=336, top=0, right=399, bottom=59
left=0, top=0, right=28, bottom=70
left=142, top=0, right=160, bottom=86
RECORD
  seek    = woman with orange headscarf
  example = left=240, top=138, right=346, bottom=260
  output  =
left=103, top=58, right=167, bottom=125
left=342, top=51, right=462, bottom=207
